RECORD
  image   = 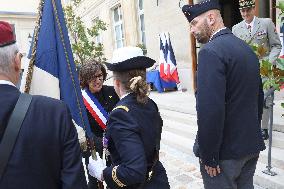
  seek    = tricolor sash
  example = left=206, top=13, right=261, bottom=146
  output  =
left=81, top=88, right=108, bottom=130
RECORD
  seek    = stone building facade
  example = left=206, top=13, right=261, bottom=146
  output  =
left=65, top=0, right=193, bottom=91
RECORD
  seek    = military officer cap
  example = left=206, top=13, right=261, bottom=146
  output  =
left=105, top=46, right=155, bottom=72
left=239, top=0, right=255, bottom=10
left=0, top=21, right=16, bottom=47
left=182, top=0, right=220, bottom=23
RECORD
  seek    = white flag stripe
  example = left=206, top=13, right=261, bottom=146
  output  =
left=26, top=66, right=60, bottom=99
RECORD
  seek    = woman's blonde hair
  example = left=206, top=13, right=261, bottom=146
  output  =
left=113, top=69, right=150, bottom=104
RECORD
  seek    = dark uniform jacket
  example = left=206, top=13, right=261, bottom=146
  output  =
left=102, top=93, right=169, bottom=189
left=84, top=85, right=119, bottom=189
left=196, top=28, right=266, bottom=167
left=0, top=84, right=87, bottom=189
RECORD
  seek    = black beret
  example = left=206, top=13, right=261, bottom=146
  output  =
left=182, top=0, right=221, bottom=23
left=105, top=47, right=155, bottom=72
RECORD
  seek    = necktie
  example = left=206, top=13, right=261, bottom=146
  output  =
left=247, top=24, right=252, bottom=34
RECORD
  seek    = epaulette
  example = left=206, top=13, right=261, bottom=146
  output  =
left=112, top=105, right=129, bottom=112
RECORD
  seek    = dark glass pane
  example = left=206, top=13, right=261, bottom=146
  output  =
left=114, top=7, right=119, bottom=22
left=139, top=0, right=143, bottom=10
left=140, top=14, right=145, bottom=31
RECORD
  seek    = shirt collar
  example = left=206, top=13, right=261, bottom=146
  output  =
left=120, top=92, right=131, bottom=100
left=245, top=16, right=256, bottom=29
left=210, top=27, right=227, bottom=41
left=0, top=80, right=16, bottom=87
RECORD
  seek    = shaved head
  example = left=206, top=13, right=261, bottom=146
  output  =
left=189, top=9, right=224, bottom=44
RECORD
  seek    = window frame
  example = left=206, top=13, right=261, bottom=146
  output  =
left=112, top=5, right=125, bottom=49
left=137, top=0, right=146, bottom=47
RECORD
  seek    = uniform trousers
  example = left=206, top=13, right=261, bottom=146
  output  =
left=200, top=153, right=259, bottom=189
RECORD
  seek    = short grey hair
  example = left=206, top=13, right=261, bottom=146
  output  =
left=0, top=43, right=19, bottom=74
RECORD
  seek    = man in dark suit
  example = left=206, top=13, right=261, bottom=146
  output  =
left=182, top=1, right=265, bottom=188
left=0, top=21, right=87, bottom=189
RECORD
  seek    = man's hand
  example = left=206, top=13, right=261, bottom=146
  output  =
left=205, top=165, right=221, bottom=177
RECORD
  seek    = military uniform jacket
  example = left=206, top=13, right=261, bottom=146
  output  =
left=0, top=84, right=87, bottom=189
left=102, top=93, right=170, bottom=189
left=196, top=28, right=266, bottom=167
left=232, top=17, right=282, bottom=63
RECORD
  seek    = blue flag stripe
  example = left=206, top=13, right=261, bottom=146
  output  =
left=29, top=0, right=93, bottom=138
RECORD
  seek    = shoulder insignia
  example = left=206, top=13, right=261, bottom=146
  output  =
left=113, top=105, right=129, bottom=112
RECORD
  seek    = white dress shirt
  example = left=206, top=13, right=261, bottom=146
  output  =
left=0, top=80, right=16, bottom=87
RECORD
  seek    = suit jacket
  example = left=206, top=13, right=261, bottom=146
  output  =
left=0, top=84, right=87, bottom=189
left=232, top=17, right=282, bottom=63
left=196, top=28, right=266, bottom=167
left=102, top=94, right=169, bottom=189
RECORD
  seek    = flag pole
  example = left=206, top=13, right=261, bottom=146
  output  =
left=24, top=0, right=45, bottom=93
left=188, top=0, right=197, bottom=92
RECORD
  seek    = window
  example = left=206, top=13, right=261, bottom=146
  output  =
left=113, top=5, right=124, bottom=48
left=137, top=0, right=146, bottom=46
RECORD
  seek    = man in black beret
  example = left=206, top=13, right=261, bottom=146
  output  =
left=182, top=1, right=265, bottom=188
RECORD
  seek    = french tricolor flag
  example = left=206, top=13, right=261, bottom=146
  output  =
left=20, top=0, right=92, bottom=137
left=159, top=32, right=180, bottom=84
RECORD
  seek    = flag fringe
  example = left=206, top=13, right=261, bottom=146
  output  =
left=51, top=0, right=87, bottom=132
left=24, top=0, right=45, bottom=93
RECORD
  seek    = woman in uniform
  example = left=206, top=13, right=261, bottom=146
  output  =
left=87, top=47, right=170, bottom=189
left=79, top=60, right=119, bottom=189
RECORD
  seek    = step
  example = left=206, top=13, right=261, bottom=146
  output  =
left=162, top=117, right=284, bottom=172
left=259, top=146, right=284, bottom=170
left=160, top=108, right=284, bottom=151
left=160, top=109, right=197, bottom=124
left=163, top=119, right=197, bottom=140
left=254, top=161, right=284, bottom=189
left=161, top=131, right=284, bottom=189
left=161, top=130, right=198, bottom=165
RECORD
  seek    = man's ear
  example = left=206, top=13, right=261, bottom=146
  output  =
left=14, top=56, right=21, bottom=72
left=114, top=78, right=120, bottom=88
left=207, top=13, right=215, bottom=26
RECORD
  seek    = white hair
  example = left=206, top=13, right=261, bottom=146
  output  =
left=0, top=43, right=19, bottom=74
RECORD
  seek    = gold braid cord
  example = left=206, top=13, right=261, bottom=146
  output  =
left=112, top=166, right=126, bottom=187
left=51, top=0, right=87, bottom=132
left=24, top=0, right=45, bottom=93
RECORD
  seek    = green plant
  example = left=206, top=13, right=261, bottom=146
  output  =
left=64, top=0, right=107, bottom=65
left=249, top=37, right=284, bottom=117
left=276, top=1, right=284, bottom=18
left=249, top=42, right=284, bottom=90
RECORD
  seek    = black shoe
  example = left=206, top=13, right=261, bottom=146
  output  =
left=262, top=129, right=269, bottom=140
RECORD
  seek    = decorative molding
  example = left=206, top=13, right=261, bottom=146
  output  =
left=0, top=11, right=37, bottom=17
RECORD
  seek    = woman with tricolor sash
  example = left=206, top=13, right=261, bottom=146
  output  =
left=79, top=60, right=119, bottom=189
